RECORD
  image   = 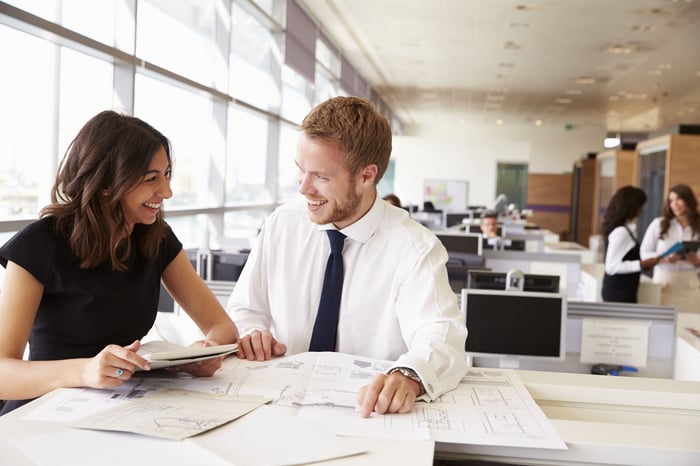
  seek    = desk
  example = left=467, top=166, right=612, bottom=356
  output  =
left=675, top=312, right=700, bottom=381
left=1, top=363, right=699, bottom=466
left=437, top=370, right=700, bottom=465
left=0, top=389, right=434, bottom=466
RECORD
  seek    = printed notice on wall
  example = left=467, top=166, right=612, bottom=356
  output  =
left=579, top=319, right=650, bottom=367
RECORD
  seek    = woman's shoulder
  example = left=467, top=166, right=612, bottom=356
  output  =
left=8, top=217, right=60, bottom=244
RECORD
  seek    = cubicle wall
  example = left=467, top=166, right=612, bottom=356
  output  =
left=469, top=300, right=676, bottom=379
left=482, top=249, right=581, bottom=297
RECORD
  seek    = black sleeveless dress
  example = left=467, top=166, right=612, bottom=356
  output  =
left=602, top=225, right=641, bottom=303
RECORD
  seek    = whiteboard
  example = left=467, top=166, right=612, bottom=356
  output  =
left=423, top=179, right=469, bottom=212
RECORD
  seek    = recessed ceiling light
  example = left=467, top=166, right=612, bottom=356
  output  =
left=556, top=97, right=573, bottom=104
left=535, top=120, right=543, bottom=126
left=649, top=69, right=662, bottom=76
left=631, top=24, right=656, bottom=32
left=487, top=94, right=505, bottom=101
left=515, top=4, right=543, bottom=11
left=659, top=64, right=672, bottom=70
left=575, top=76, right=597, bottom=85
left=607, top=44, right=636, bottom=54
left=609, top=95, right=620, bottom=101
left=565, top=89, right=582, bottom=95
left=496, top=119, right=504, bottom=125
left=504, top=41, right=523, bottom=51
left=625, top=93, right=648, bottom=100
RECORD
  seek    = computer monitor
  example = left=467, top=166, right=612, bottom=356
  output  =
left=210, top=251, right=249, bottom=282
left=413, top=210, right=444, bottom=230
left=467, top=270, right=560, bottom=293
left=468, top=224, right=503, bottom=236
left=445, top=263, right=489, bottom=294
left=461, top=289, right=566, bottom=368
left=436, top=233, right=482, bottom=255
left=481, top=237, right=525, bottom=251
left=445, top=212, right=475, bottom=228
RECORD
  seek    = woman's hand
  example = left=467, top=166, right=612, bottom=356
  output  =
left=640, top=257, right=660, bottom=269
left=164, top=340, right=226, bottom=377
left=81, top=340, right=150, bottom=388
left=686, top=251, right=700, bottom=267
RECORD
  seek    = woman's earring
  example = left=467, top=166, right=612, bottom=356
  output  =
left=102, top=190, right=109, bottom=197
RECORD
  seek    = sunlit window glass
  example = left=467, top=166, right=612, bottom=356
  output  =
left=165, top=215, right=204, bottom=250
left=280, top=64, right=312, bottom=124
left=137, top=0, right=222, bottom=91
left=57, top=48, right=114, bottom=161
left=315, top=65, right=337, bottom=106
left=316, top=38, right=339, bottom=76
left=277, top=122, right=300, bottom=202
left=230, top=2, right=281, bottom=110
left=0, top=25, right=56, bottom=218
left=226, top=106, right=271, bottom=204
left=5, top=0, right=120, bottom=49
left=134, top=73, right=217, bottom=211
left=224, top=209, right=268, bottom=241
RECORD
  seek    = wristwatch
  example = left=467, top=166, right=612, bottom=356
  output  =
left=388, top=367, right=425, bottom=396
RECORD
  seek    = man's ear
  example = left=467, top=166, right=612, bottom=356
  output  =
left=360, top=164, right=378, bottom=185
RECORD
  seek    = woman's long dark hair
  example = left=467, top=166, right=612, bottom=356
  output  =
left=659, top=183, right=700, bottom=239
left=602, top=186, right=647, bottom=236
left=41, top=111, right=172, bottom=270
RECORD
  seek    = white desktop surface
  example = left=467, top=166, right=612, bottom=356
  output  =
left=437, top=369, right=700, bottom=465
left=2, top=364, right=699, bottom=466
left=0, top=390, right=434, bottom=466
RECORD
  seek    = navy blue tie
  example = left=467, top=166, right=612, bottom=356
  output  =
left=309, top=229, right=346, bottom=352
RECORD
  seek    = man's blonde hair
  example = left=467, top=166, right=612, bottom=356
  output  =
left=301, top=96, right=392, bottom=183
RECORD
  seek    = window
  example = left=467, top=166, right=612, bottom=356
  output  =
left=226, top=105, right=272, bottom=204
left=277, top=122, right=300, bottom=203
left=230, top=2, right=282, bottom=110
left=137, top=0, right=224, bottom=91
left=0, top=25, right=57, bottom=218
left=280, top=64, right=312, bottom=124
left=134, top=73, right=218, bottom=210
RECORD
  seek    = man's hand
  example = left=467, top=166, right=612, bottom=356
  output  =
left=356, top=372, right=421, bottom=418
left=236, top=329, right=287, bottom=361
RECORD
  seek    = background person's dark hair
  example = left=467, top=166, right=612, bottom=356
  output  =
left=602, top=186, right=647, bottom=236
left=382, top=193, right=401, bottom=207
left=41, top=110, right=172, bottom=270
left=482, top=211, right=498, bottom=221
left=660, top=183, right=700, bottom=238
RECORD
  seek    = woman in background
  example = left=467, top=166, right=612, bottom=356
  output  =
left=640, top=183, right=700, bottom=313
left=0, top=111, right=239, bottom=414
left=601, top=186, right=659, bottom=303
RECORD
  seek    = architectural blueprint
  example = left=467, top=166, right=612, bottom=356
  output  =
left=23, top=352, right=566, bottom=449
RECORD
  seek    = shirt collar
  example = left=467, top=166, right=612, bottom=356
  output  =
left=318, top=195, right=383, bottom=244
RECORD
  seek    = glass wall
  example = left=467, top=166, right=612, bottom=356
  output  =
left=0, top=0, right=397, bottom=251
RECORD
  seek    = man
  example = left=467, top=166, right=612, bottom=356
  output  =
left=480, top=211, right=500, bottom=238
left=227, top=96, right=467, bottom=418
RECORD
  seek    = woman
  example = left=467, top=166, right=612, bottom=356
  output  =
left=640, top=183, right=700, bottom=313
left=0, top=111, right=239, bottom=414
left=601, top=186, right=659, bottom=303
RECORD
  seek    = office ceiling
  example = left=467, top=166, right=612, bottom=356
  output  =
left=298, top=0, right=700, bottom=134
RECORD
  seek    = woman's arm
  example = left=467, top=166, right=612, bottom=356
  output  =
left=604, top=227, right=641, bottom=275
left=161, top=250, right=239, bottom=346
left=0, top=262, right=147, bottom=400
